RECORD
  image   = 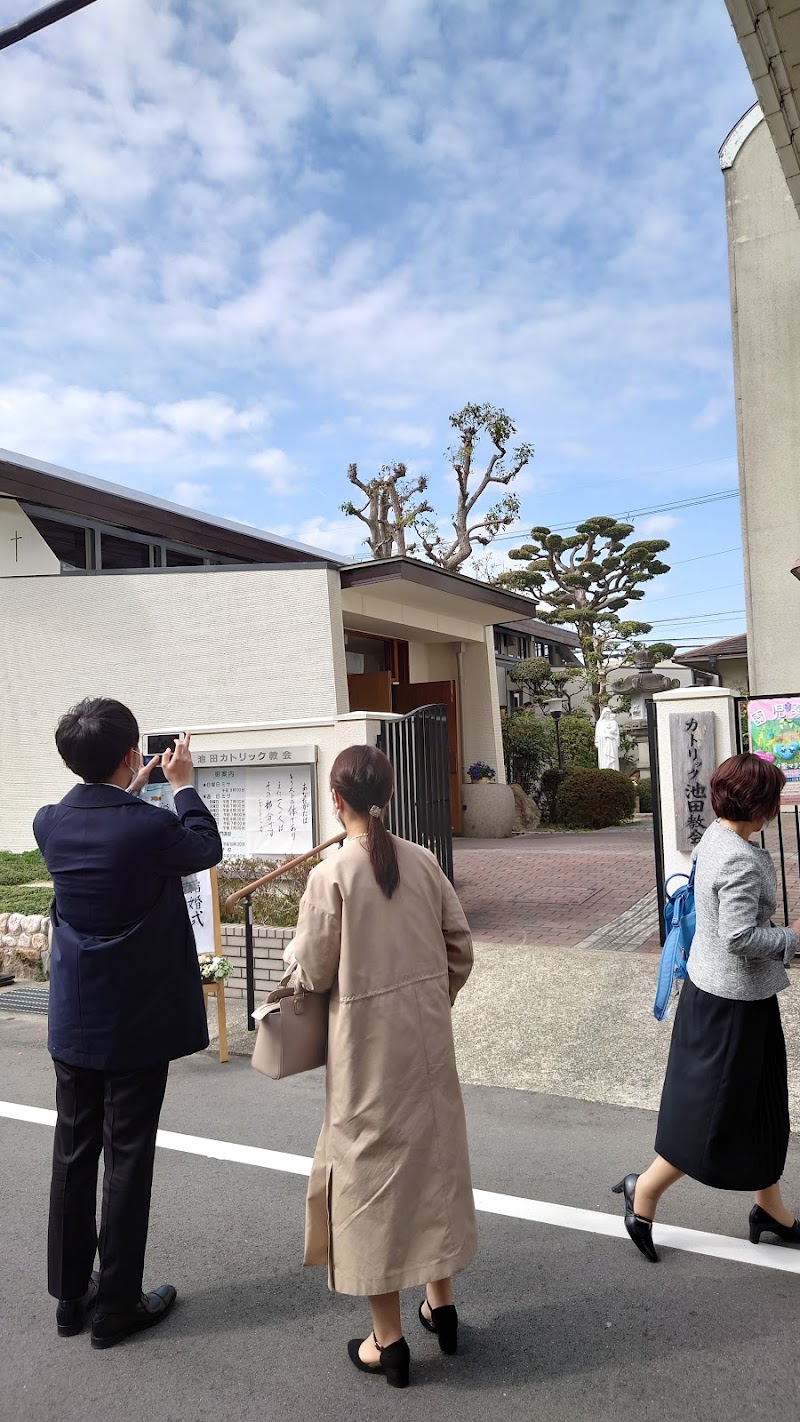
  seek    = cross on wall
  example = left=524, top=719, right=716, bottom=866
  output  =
left=10, top=530, right=21, bottom=562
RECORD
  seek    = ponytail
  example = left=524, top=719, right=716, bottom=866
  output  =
left=331, top=745, right=400, bottom=899
left=366, top=808, right=400, bottom=899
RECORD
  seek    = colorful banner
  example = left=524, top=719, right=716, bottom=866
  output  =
left=747, top=698, right=800, bottom=806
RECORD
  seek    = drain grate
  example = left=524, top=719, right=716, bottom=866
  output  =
left=0, top=987, right=49, bottom=1015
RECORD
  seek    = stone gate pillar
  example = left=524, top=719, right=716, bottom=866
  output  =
left=652, top=685, right=739, bottom=883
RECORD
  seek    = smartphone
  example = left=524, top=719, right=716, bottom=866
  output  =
left=143, top=733, right=182, bottom=785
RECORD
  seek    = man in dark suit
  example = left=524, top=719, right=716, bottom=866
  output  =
left=34, top=698, right=222, bottom=1349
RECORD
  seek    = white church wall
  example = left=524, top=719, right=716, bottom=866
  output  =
left=0, top=565, right=348, bottom=850
left=0, top=498, right=59, bottom=576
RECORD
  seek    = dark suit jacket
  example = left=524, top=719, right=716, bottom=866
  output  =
left=34, top=784, right=223, bottom=1071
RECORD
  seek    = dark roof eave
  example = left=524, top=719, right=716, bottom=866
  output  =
left=0, top=447, right=347, bottom=566
left=340, top=556, right=543, bottom=619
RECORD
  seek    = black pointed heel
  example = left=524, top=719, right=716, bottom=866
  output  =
left=749, top=1204, right=800, bottom=1246
left=347, top=1334, right=410, bottom=1389
left=419, top=1298, right=458, bottom=1355
left=612, top=1173, right=659, bottom=1263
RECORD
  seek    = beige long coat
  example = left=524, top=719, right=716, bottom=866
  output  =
left=284, top=833, right=478, bottom=1296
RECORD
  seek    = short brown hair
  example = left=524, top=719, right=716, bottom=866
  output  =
left=710, top=752, right=785, bottom=823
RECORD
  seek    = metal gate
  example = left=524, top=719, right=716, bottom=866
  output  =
left=379, top=704, right=454, bottom=881
left=647, top=694, right=800, bottom=944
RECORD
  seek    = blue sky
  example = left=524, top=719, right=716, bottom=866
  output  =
left=0, top=0, right=757, bottom=646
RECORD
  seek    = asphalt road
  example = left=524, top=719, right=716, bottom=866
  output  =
left=2, top=1011, right=800, bottom=1422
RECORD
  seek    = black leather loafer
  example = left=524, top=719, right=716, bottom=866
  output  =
left=91, top=1284, right=177, bottom=1350
left=613, top=1173, right=659, bottom=1262
left=56, top=1270, right=100, bottom=1337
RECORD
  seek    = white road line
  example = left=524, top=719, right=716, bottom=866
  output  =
left=3, top=1099, right=800, bottom=1276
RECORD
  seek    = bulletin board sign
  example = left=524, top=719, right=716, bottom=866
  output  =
left=748, top=698, right=800, bottom=806
left=142, top=737, right=319, bottom=860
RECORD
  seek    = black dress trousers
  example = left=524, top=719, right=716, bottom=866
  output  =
left=48, top=1058, right=169, bottom=1312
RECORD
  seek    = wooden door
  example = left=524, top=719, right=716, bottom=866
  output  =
left=393, top=680, right=462, bottom=833
left=348, top=671, right=393, bottom=713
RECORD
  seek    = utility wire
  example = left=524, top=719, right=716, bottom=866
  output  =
left=494, top=487, right=739, bottom=543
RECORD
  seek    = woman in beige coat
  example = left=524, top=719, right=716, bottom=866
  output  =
left=284, top=743, right=478, bottom=1390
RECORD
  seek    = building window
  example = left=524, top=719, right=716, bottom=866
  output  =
left=165, top=547, right=205, bottom=567
left=27, top=514, right=91, bottom=569
left=99, top=532, right=153, bottom=569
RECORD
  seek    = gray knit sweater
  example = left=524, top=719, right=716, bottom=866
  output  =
left=687, top=820, right=798, bottom=1001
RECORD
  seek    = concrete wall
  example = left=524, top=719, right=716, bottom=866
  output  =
left=461, top=630, right=508, bottom=784
left=724, top=116, right=800, bottom=693
left=0, top=566, right=349, bottom=850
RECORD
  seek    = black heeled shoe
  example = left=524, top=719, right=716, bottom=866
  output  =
left=612, top=1173, right=659, bottom=1263
left=749, top=1204, right=800, bottom=1246
left=347, top=1333, right=410, bottom=1389
left=419, top=1297, right=458, bottom=1355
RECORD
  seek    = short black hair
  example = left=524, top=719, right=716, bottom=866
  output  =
left=55, top=698, right=139, bottom=783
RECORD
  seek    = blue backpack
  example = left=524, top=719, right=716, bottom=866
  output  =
left=653, top=863, right=696, bottom=1022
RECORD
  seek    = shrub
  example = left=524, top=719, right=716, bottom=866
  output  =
left=216, top=855, right=319, bottom=927
left=0, top=849, right=47, bottom=886
left=539, top=767, right=566, bottom=822
left=503, top=709, right=597, bottom=798
left=555, top=768, right=637, bottom=830
left=0, top=886, right=53, bottom=916
left=637, top=777, right=652, bottom=813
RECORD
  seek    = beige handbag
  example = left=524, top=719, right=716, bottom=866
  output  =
left=251, top=976, right=328, bottom=1080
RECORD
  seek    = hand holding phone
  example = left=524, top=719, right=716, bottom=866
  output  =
left=162, top=733, right=194, bottom=791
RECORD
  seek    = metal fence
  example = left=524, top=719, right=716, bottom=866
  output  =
left=379, top=704, right=454, bottom=882
left=735, top=695, right=800, bottom=927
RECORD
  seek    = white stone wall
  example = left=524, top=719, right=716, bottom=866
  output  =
left=0, top=913, right=50, bottom=977
left=0, top=565, right=348, bottom=850
left=724, top=117, right=800, bottom=694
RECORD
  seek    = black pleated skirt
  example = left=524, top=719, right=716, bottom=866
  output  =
left=654, top=977, right=789, bottom=1191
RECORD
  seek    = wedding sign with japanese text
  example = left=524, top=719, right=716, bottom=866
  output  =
left=139, top=782, right=219, bottom=955
left=748, top=698, right=800, bottom=806
left=670, top=711, right=716, bottom=851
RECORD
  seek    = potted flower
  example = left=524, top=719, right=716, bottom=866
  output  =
left=198, top=953, right=232, bottom=984
left=467, top=761, right=496, bottom=783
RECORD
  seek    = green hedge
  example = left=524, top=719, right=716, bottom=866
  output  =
left=216, top=855, right=318, bottom=926
left=637, top=778, right=652, bottom=813
left=0, top=849, right=47, bottom=886
left=555, top=768, right=637, bottom=830
left=0, top=886, right=53, bottom=916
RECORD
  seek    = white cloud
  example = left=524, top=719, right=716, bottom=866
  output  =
left=0, top=0, right=754, bottom=543
left=169, top=481, right=215, bottom=510
left=0, top=376, right=272, bottom=481
left=277, top=515, right=365, bottom=558
left=248, top=448, right=303, bottom=495
left=635, top=514, right=681, bottom=538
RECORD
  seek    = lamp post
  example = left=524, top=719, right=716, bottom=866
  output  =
left=545, top=698, right=567, bottom=775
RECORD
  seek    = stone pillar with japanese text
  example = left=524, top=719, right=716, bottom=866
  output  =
left=652, top=686, right=738, bottom=884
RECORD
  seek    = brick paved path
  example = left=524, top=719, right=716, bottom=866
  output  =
left=453, top=822, right=660, bottom=950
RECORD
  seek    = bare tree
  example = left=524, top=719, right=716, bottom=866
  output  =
left=415, top=404, right=533, bottom=572
left=341, top=462, right=432, bottom=559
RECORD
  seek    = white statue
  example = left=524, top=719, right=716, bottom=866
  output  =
left=595, top=707, right=621, bottom=772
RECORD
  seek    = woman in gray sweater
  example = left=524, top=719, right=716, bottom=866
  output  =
left=615, top=752, right=800, bottom=1262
